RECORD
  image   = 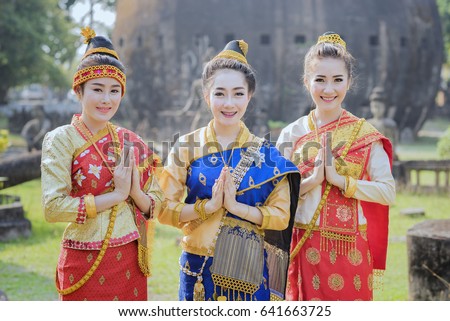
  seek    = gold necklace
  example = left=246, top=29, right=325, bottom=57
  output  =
left=210, top=123, right=244, bottom=169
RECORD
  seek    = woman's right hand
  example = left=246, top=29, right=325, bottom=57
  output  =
left=113, top=147, right=132, bottom=201
left=204, top=167, right=225, bottom=214
left=310, top=141, right=325, bottom=187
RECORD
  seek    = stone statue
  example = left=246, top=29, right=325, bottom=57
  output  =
left=21, top=105, right=51, bottom=152
left=367, top=86, right=399, bottom=159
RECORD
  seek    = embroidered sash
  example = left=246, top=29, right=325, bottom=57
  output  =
left=291, top=111, right=391, bottom=266
left=71, top=115, right=158, bottom=276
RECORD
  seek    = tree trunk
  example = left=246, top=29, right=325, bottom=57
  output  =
left=0, top=84, right=8, bottom=105
left=407, top=219, right=450, bottom=300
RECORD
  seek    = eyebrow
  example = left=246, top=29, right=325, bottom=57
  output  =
left=90, top=82, right=121, bottom=87
left=316, top=75, right=344, bottom=78
left=215, top=87, right=246, bottom=90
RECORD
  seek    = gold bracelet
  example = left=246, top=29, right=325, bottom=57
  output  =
left=344, top=176, right=357, bottom=198
left=194, top=199, right=202, bottom=219
left=199, top=199, right=208, bottom=221
left=194, top=199, right=216, bottom=221
left=85, top=193, right=97, bottom=219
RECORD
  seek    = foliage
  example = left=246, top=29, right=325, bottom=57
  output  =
left=437, top=0, right=450, bottom=64
left=0, top=129, right=9, bottom=153
left=268, top=120, right=288, bottom=129
left=437, top=126, right=450, bottom=158
left=0, top=0, right=79, bottom=104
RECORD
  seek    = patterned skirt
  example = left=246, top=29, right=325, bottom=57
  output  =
left=178, top=251, right=270, bottom=301
left=57, top=240, right=147, bottom=301
left=286, top=227, right=373, bottom=301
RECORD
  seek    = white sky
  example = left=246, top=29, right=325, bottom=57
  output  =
left=71, top=1, right=115, bottom=28
left=71, top=2, right=116, bottom=55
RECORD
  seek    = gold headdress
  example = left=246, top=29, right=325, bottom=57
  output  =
left=79, top=26, right=120, bottom=60
left=317, top=32, right=346, bottom=49
left=73, top=27, right=126, bottom=96
left=214, top=39, right=248, bottom=65
left=81, top=26, right=96, bottom=44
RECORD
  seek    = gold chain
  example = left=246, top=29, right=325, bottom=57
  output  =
left=57, top=205, right=118, bottom=295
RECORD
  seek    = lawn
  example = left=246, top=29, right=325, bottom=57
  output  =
left=1, top=179, right=448, bottom=301
left=0, top=117, right=449, bottom=301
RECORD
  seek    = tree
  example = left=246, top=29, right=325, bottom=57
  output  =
left=437, top=0, right=450, bottom=64
left=63, top=0, right=116, bottom=35
left=0, top=0, right=78, bottom=104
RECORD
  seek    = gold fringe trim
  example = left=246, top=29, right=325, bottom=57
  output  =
left=295, top=222, right=367, bottom=232
left=373, top=269, right=385, bottom=290
left=264, top=241, right=288, bottom=261
left=211, top=274, right=258, bottom=297
left=270, top=293, right=283, bottom=301
left=320, top=230, right=356, bottom=256
left=138, top=219, right=155, bottom=277
left=194, top=278, right=206, bottom=301
left=290, top=119, right=364, bottom=262
left=138, top=243, right=150, bottom=277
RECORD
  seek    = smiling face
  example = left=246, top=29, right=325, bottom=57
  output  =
left=206, top=69, right=251, bottom=131
left=78, top=77, right=122, bottom=132
left=304, top=57, right=350, bottom=114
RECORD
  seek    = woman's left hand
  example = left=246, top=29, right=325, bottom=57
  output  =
left=129, top=147, right=142, bottom=200
left=223, top=168, right=238, bottom=212
left=324, top=136, right=345, bottom=190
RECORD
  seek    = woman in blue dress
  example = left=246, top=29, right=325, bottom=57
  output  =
left=158, top=39, right=300, bottom=301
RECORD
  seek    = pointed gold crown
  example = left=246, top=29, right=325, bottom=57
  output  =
left=214, top=39, right=248, bottom=65
left=81, top=26, right=96, bottom=44
left=80, top=26, right=120, bottom=60
left=317, top=33, right=346, bottom=49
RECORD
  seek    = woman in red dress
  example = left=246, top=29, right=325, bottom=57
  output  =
left=277, top=32, right=395, bottom=301
left=41, top=27, right=163, bottom=300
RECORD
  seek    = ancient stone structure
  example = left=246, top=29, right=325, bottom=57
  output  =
left=407, top=219, right=450, bottom=300
left=0, top=194, right=31, bottom=242
left=113, top=0, right=443, bottom=141
left=20, top=105, right=51, bottom=152
left=0, top=150, right=41, bottom=189
left=367, top=86, right=399, bottom=159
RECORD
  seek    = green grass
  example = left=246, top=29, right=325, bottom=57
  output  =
left=374, top=192, right=450, bottom=301
left=0, top=118, right=448, bottom=301
left=0, top=179, right=182, bottom=301
left=1, top=179, right=449, bottom=301
left=396, top=136, right=439, bottom=161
